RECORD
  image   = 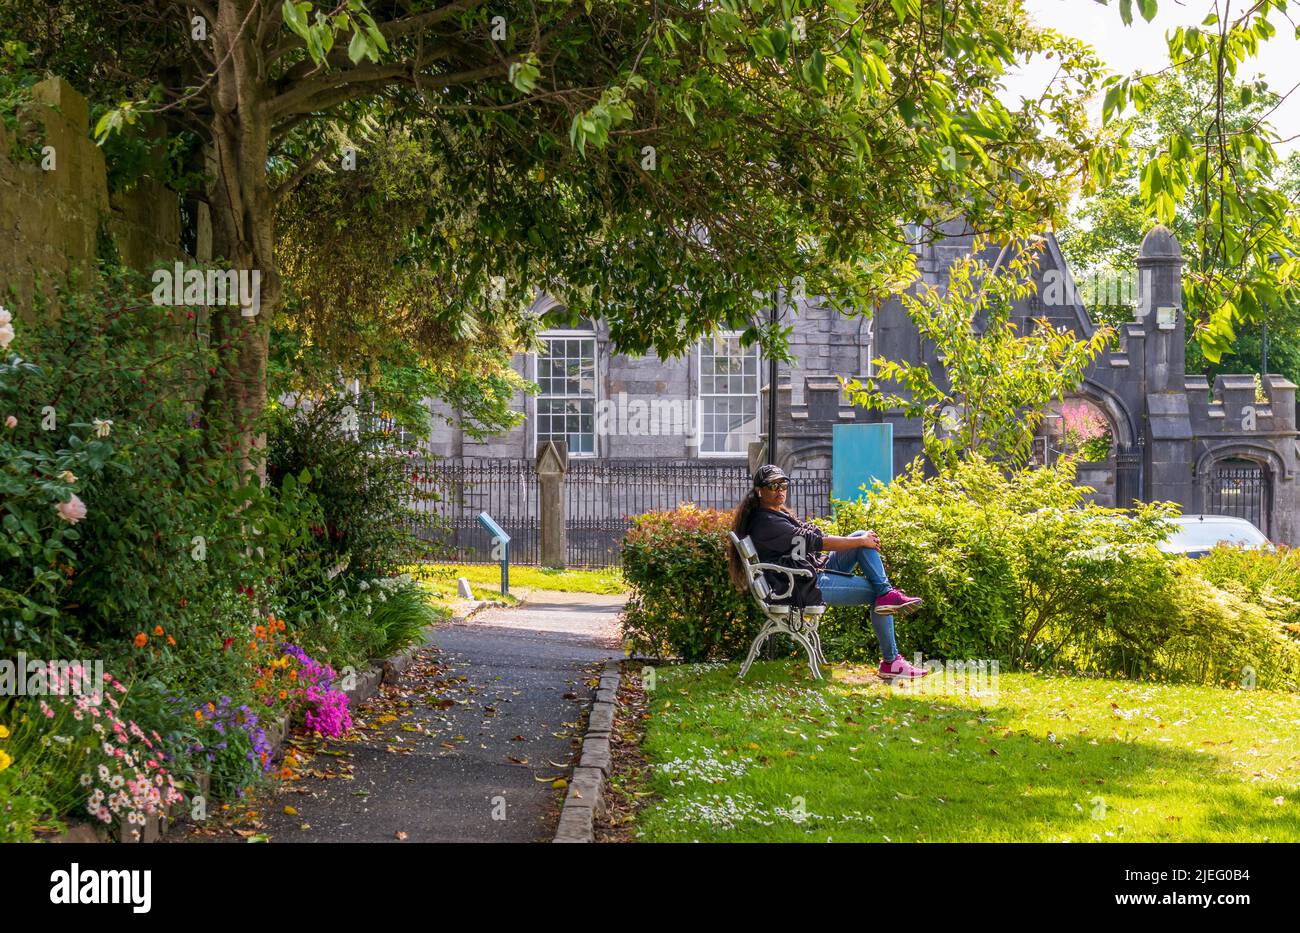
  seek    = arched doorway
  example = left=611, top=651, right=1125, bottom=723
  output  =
left=1041, top=396, right=1115, bottom=462
left=1036, top=394, right=1120, bottom=505
left=1206, top=457, right=1270, bottom=532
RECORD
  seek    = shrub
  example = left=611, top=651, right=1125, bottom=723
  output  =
left=621, top=505, right=763, bottom=661
left=1193, top=544, right=1300, bottom=638
left=266, top=393, right=422, bottom=578
left=826, top=456, right=1177, bottom=667
left=0, top=271, right=322, bottom=670
left=1152, top=565, right=1300, bottom=689
left=359, top=577, right=441, bottom=660
left=1065, top=561, right=1300, bottom=690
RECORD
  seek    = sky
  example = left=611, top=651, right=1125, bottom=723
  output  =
left=1004, top=0, right=1300, bottom=156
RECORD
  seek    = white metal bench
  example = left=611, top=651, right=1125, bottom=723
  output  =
left=729, top=532, right=828, bottom=680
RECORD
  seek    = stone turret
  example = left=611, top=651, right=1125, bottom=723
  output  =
left=1136, top=226, right=1196, bottom=506
left=1137, top=225, right=1185, bottom=392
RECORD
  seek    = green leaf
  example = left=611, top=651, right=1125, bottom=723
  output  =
left=1137, top=0, right=1158, bottom=23
left=1119, top=0, right=1134, bottom=27
left=283, top=1, right=310, bottom=40
left=347, top=29, right=369, bottom=64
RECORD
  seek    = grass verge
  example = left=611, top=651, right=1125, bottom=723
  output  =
left=632, top=660, right=1300, bottom=842
left=406, top=562, right=625, bottom=596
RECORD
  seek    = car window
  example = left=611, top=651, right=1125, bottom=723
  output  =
left=1166, top=521, right=1267, bottom=550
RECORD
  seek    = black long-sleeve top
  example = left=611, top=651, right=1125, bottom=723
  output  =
left=741, top=507, right=828, bottom=604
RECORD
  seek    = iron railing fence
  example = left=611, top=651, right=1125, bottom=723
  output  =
left=405, top=456, right=833, bottom=567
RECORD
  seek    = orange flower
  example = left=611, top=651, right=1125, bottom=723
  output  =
left=278, top=689, right=288, bottom=700
left=207, top=702, right=215, bottom=713
left=133, top=632, right=147, bottom=648
left=289, top=669, right=297, bottom=681
left=167, top=635, right=176, bottom=646
left=153, top=625, right=164, bottom=636
left=254, top=625, right=267, bottom=639
left=194, top=710, right=203, bottom=721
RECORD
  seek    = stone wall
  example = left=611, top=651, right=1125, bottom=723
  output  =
left=0, top=77, right=182, bottom=317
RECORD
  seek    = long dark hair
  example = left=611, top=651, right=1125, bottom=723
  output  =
left=728, top=487, right=796, bottom=593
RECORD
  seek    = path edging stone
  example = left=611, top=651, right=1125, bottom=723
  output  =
left=553, top=657, right=621, bottom=843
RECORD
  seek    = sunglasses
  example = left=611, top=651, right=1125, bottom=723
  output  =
left=761, top=480, right=789, bottom=491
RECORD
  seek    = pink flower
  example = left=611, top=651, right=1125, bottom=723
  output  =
left=56, top=493, right=87, bottom=524
left=4, top=415, right=15, bottom=429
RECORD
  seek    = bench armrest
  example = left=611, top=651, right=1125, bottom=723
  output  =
left=753, top=563, right=813, bottom=578
left=751, top=563, right=814, bottom=601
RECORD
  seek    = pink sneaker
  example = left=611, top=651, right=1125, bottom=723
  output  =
left=878, top=654, right=930, bottom=679
left=874, top=589, right=922, bottom=616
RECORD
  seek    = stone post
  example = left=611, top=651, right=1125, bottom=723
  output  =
left=537, top=440, right=568, bottom=568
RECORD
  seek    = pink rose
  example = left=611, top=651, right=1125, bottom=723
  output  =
left=56, top=493, right=87, bottom=524
left=4, top=415, right=14, bottom=429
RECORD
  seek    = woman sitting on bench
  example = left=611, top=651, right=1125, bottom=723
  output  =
left=728, top=464, right=929, bottom=680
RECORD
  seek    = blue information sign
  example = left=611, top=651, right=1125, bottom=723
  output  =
left=831, top=423, right=893, bottom=506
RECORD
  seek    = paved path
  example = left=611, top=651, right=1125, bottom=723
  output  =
left=185, top=592, right=624, bottom=843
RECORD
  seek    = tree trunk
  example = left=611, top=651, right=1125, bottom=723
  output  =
left=203, top=0, right=282, bottom=481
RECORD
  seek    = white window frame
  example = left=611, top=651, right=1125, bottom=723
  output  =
left=696, top=331, right=761, bottom=459
left=533, top=329, right=598, bottom=458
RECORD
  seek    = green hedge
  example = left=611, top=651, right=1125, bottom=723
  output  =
left=823, top=457, right=1177, bottom=669
left=620, top=457, right=1300, bottom=690
left=621, top=505, right=762, bottom=661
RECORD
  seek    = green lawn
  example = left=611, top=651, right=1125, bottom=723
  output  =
left=635, top=660, right=1300, bottom=842
left=407, top=562, right=625, bottom=597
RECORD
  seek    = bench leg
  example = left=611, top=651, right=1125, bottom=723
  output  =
left=739, top=619, right=779, bottom=679
left=790, top=630, right=822, bottom=680
left=807, top=619, right=828, bottom=666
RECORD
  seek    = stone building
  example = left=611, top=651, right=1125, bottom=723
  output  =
left=427, top=224, right=1300, bottom=545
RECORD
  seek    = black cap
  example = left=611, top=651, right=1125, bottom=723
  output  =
left=753, top=464, right=788, bottom=488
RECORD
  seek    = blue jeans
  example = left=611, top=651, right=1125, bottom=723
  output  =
left=817, top=530, right=898, bottom=661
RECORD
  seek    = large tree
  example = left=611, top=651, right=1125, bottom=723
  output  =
left=1089, top=0, right=1300, bottom=364
left=1, top=0, right=1107, bottom=469
left=1060, top=59, right=1300, bottom=384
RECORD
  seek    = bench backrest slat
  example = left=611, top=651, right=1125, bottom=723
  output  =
left=729, top=531, right=772, bottom=602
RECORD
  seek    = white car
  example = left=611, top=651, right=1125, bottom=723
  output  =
left=1156, top=514, right=1271, bottom=558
